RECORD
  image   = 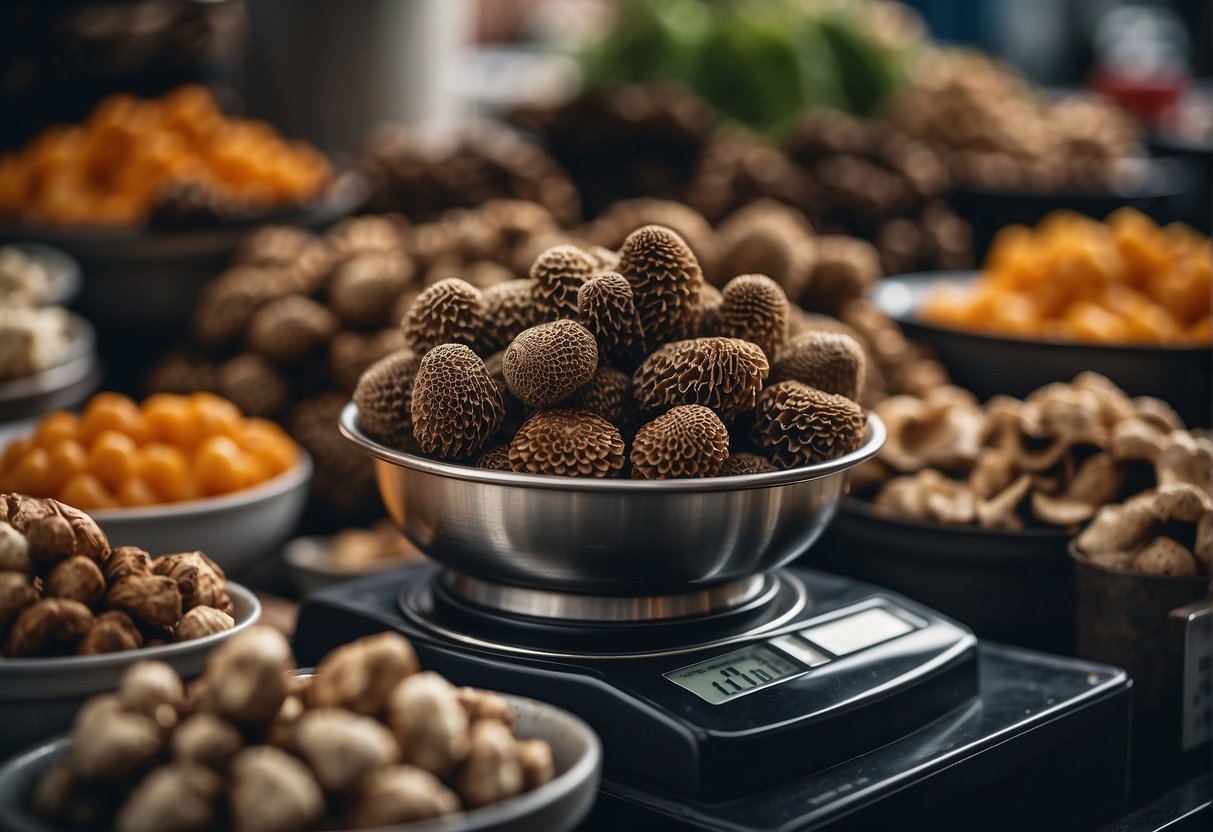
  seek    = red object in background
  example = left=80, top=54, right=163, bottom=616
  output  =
left=1090, top=68, right=1188, bottom=129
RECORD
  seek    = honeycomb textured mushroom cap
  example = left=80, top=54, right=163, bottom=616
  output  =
left=411, top=344, right=504, bottom=460
left=569, top=366, right=634, bottom=430
left=752, top=381, right=866, bottom=468
left=482, top=279, right=548, bottom=353
left=617, top=225, right=703, bottom=353
left=718, top=452, right=778, bottom=476
left=329, top=251, right=414, bottom=328
left=216, top=355, right=289, bottom=418
left=631, top=405, right=730, bottom=479
left=576, top=272, right=644, bottom=363
left=715, top=201, right=816, bottom=298
left=633, top=338, right=769, bottom=422
left=717, top=274, right=790, bottom=362
left=401, top=278, right=487, bottom=355
left=502, top=320, right=599, bottom=408
left=508, top=409, right=626, bottom=477
left=770, top=331, right=867, bottom=401
left=247, top=296, right=338, bottom=363
left=587, top=199, right=719, bottom=279
left=584, top=245, right=620, bottom=272
left=801, top=236, right=881, bottom=313
left=476, top=444, right=513, bottom=471
left=694, top=283, right=725, bottom=337
left=530, top=245, right=596, bottom=319
left=355, top=348, right=423, bottom=448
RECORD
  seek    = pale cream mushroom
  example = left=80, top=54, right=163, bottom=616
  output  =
left=1030, top=453, right=1125, bottom=526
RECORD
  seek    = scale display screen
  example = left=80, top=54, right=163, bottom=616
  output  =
left=665, top=646, right=803, bottom=704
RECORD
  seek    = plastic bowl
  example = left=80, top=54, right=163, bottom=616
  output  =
left=0, top=582, right=260, bottom=758
left=0, top=691, right=601, bottom=832
left=340, top=403, right=886, bottom=595
left=91, top=452, right=313, bottom=577
left=871, top=271, right=1212, bottom=427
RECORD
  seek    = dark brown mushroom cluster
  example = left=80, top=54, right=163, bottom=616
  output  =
left=356, top=223, right=869, bottom=479
left=33, top=630, right=557, bottom=832
left=887, top=51, right=1142, bottom=192
left=0, top=494, right=234, bottom=657
left=854, top=374, right=1212, bottom=565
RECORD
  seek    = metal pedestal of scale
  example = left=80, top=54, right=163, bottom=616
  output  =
left=295, top=565, right=1132, bottom=832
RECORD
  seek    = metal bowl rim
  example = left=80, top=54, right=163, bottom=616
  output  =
left=340, top=403, right=886, bottom=492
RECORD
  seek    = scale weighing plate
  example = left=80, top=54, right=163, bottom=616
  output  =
left=295, top=566, right=1132, bottom=831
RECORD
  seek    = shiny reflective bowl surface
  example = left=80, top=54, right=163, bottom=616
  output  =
left=340, top=403, right=886, bottom=594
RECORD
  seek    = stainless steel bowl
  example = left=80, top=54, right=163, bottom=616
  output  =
left=339, top=403, right=886, bottom=594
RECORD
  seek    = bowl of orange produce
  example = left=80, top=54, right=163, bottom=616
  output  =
left=0, top=391, right=311, bottom=575
left=872, top=208, right=1211, bottom=426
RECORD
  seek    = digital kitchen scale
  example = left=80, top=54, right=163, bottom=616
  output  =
left=295, top=564, right=1133, bottom=831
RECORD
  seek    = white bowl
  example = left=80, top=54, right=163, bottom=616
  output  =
left=0, top=582, right=260, bottom=757
left=0, top=691, right=602, bottom=832
left=283, top=534, right=428, bottom=597
left=92, top=452, right=313, bottom=576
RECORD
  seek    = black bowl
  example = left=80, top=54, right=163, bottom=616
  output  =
left=872, top=271, right=1212, bottom=427
left=810, top=498, right=1075, bottom=653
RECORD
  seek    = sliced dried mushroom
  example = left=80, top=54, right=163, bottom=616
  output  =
left=617, top=225, right=703, bottom=352
left=873, top=470, right=976, bottom=525
left=631, top=405, right=730, bottom=480
left=508, top=409, right=626, bottom=477
left=1195, top=514, right=1212, bottom=570
left=974, top=473, right=1033, bottom=530
left=967, top=449, right=1017, bottom=500
left=752, top=382, right=866, bottom=469
left=78, top=611, right=142, bottom=655
left=401, top=278, right=487, bottom=355
left=716, top=274, right=789, bottom=362
left=6, top=598, right=93, bottom=656
left=577, top=272, right=644, bottom=363
left=1151, top=482, right=1211, bottom=523
left=875, top=388, right=982, bottom=474
left=1074, top=494, right=1157, bottom=556
left=1131, top=537, right=1198, bottom=577
left=411, top=344, right=504, bottom=460
left=354, top=349, right=422, bottom=448
left=502, top=320, right=599, bottom=408
left=1030, top=453, right=1125, bottom=526
left=769, top=331, right=866, bottom=401
left=312, top=631, right=419, bottom=715
left=632, top=338, right=769, bottom=422
left=530, top=244, right=595, bottom=319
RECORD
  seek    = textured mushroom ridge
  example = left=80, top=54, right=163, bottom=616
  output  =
left=529, top=245, right=595, bottom=319
left=630, top=405, right=730, bottom=480
left=616, top=225, right=703, bottom=352
left=247, top=296, right=337, bottom=363
left=632, top=338, right=769, bottom=422
left=752, top=381, right=867, bottom=468
left=694, top=283, right=725, bottom=337
left=570, top=366, right=634, bottom=430
left=329, top=251, right=413, bottom=328
left=508, top=409, right=626, bottom=477
left=718, top=452, right=778, bottom=476
left=401, top=278, right=486, bottom=354
left=354, top=349, right=423, bottom=448
left=410, top=344, right=504, bottom=460
left=587, top=199, right=719, bottom=279
left=576, top=272, right=643, bottom=362
left=717, top=274, right=790, bottom=362
left=770, top=331, right=867, bottom=401
left=475, top=444, right=513, bottom=471
left=482, top=279, right=547, bottom=353
left=502, top=320, right=599, bottom=408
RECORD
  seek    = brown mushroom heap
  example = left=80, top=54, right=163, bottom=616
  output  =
left=33, top=629, right=558, bottom=831
left=855, top=373, right=1208, bottom=541
left=0, top=494, right=235, bottom=657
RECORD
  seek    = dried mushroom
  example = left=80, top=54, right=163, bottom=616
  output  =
left=6, top=598, right=93, bottom=656
left=456, top=720, right=524, bottom=808
left=107, top=575, right=183, bottom=630
left=752, top=382, right=866, bottom=468
left=69, top=696, right=163, bottom=782
left=153, top=552, right=229, bottom=613
left=633, top=338, right=769, bottom=422
left=502, top=320, right=599, bottom=408
left=329, top=251, right=413, bottom=328
left=401, top=278, right=487, bottom=354
left=476, top=444, right=513, bottom=471
left=508, top=409, right=626, bottom=477
left=483, top=278, right=546, bottom=353
left=103, top=546, right=153, bottom=584
left=617, top=225, right=703, bottom=353
left=295, top=708, right=401, bottom=792
left=389, top=671, right=471, bottom=779
left=1132, top=537, right=1198, bottom=577
left=718, top=453, right=778, bottom=476
left=229, top=746, right=325, bottom=832
left=569, top=365, right=634, bottom=430
left=312, top=631, right=419, bottom=715
left=172, top=713, right=242, bottom=769
left=530, top=244, right=595, bottom=319
left=3, top=494, right=108, bottom=564
left=801, top=236, right=881, bottom=313
left=0, top=521, right=30, bottom=572
left=631, top=405, right=730, bottom=480
left=770, top=331, right=866, bottom=401
left=0, top=570, right=40, bottom=628
left=347, top=766, right=460, bottom=828
left=175, top=607, right=234, bottom=641
left=247, top=297, right=337, bottom=364
left=717, top=274, right=789, bottom=362
left=353, top=349, right=422, bottom=448
left=202, top=627, right=292, bottom=724
left=410, top=344, right=504, bottom=460
left=577, top=272, right=644, bottom=363
left=114, top=762, right=221, bottom=832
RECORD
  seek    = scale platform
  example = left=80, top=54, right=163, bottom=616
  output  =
left=295, top=565, right=1132, bottom=832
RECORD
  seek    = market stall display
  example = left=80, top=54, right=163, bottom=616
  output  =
left=4, top=629, right=599, bottom=832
